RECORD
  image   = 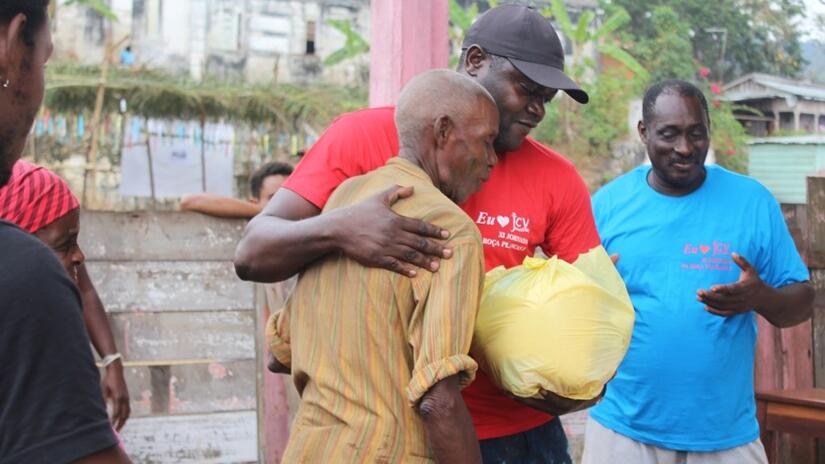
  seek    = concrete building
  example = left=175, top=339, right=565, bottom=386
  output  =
left=723, top=73, right=825, bottom=137
left=52, top=0, right=370, bottom=85
left=53, top=0, right=601, bottom=87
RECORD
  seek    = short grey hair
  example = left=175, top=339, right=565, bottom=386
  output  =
left=395, top=69, right=495, bottom=152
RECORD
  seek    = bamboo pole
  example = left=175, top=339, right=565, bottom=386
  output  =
left=145, top=118, right=157, bottom=210
left=200, top=115, right=207, bottom=192
left=84, top=33, right=129, bottom=207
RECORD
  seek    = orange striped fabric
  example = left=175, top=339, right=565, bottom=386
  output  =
left=267, top=157, right=485, bottom=463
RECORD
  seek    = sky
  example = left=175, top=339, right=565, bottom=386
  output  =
left=802, top=0, right=825, bottom=41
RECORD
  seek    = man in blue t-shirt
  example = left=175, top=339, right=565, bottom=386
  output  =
left=583, top=80, right=815, bottom=464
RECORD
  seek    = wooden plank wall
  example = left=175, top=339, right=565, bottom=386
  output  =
left=809, top=177, right=825, bottom=464
left=80, top=211, right=260, bottom=463
left=755, top=177, right=825, bottom=464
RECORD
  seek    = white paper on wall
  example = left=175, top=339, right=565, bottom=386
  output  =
left=119, top=139, right=234, bottom=198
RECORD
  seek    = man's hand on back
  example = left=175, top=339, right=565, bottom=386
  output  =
left=330, top=185, right=453, bottom=277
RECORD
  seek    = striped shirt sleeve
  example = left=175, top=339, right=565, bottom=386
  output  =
left=406, top=237, right=484, bottom=405
left=266, top=309, right=292, bottom=368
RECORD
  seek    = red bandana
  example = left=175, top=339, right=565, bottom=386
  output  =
left=0, top=160, right=79, bottom=233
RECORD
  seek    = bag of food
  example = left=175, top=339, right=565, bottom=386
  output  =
left=471, top=246, right=634, bottom=400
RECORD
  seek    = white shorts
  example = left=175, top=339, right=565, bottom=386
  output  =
left=581, top=416, right=768, bottom=464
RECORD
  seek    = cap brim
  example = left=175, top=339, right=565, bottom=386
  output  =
left=509, top=58, right=589, bottom=104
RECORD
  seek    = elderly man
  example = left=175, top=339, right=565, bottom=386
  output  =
left=583, top=80, right=815, bottom=464
left=238, top=6, right=599, bottom=460
left=267, top=70, right=498, bottom=463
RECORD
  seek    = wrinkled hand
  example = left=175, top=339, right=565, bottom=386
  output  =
left=511, top=384, right=607, bottom=416
left=334, top=185, right=452, bottom=277
left=697, top=253, right=766, bottom=317
left=102, top=363, right=130, bottom=431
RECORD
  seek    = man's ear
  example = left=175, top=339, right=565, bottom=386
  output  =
left=248, top=197, right=260, bottom=204
left=0, top=14, right=28, bottom=79
left=637, top=120, right=648, bottom=144
left=462, top=44, right=488, bottom=78
left=434, top=115, right=454, bottom=149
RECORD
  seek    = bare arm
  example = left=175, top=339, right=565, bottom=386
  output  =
left=78, top=264, right=130, bottom=431
left=180, top=193, right=262, bottom=219
left=418, top=375, right=481, bottom=464
left=754, top=281, right=815, bottom=328
left=234, top=187, right=451, bottom=283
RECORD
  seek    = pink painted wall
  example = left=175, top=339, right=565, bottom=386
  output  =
left=260, top=281, right=296, bottom=463
left=369, top=0, right=450, bottom=107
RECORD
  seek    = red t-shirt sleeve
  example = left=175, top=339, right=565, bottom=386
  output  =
left=542, top=165, right=601, bottom=262
left=282, top=108, right=396, bottom=209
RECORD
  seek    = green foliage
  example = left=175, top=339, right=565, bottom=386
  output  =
left=577, top=68, right=645, bottom=156
left=532, top=0, right=648, bottom=157
left=323, top=19, right=369, bottom=66
left=630, top=6, right=696, bottom=82
left=544, top=0, right=647, bottom=82
left=533, top=68, right=644, bottom=157
left=709, top=100, right=749, bottom=173
left=65, top=0, right=118, bottom=21
left=449, top=0, right=478, bottom=32
left=595, top=43, right=648, bottom=80
left=606, top=0, right=806, bottom=79
left=44, top=64, right=366, bottom=130
left=448, top=0, right=478, bottom=67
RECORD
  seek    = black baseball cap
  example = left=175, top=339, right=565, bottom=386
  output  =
left=462, top=4, right=589, bottom=104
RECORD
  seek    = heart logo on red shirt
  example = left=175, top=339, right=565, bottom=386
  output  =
left=496, top=215, right=510, bottom=228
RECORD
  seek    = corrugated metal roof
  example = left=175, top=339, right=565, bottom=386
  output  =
left=748, top=135, right=825, bottom=145
left=724, top=73, right=825, bottom=102
left=748, top=142, right=824, bottom=204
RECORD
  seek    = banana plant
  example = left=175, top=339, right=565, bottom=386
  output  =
left=448, top=0, right=499, bottom=67
left=544, top=0, right=648, bottom=82
left=323, top=19, right=370, bottom=66
left=64, top=0, right=119, bottom=21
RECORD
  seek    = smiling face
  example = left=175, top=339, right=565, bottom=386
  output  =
left=463, top=47, right=557, bottom=153
left=640, top=93, right=710, bottom=196
left=436, top=95, right=500, bottom=204
left=34, top=208, right=84, bottom=283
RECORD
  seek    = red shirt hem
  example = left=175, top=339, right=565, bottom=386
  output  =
left=475, top=414, right=556, bottom=440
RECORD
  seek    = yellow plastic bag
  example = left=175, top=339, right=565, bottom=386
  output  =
left=472, top=246, right=634, bottom=400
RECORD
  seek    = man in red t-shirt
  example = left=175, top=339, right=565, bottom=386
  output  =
left=236, top=5, right=601, bottom=462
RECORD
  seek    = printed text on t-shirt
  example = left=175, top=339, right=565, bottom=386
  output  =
left=681, top=240, right=733, bottom=271
left=476, top=211, right=530, bottom=252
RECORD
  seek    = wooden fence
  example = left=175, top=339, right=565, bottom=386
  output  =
left=80, top=211, right=268, bottom=462
left=755, top=177, right=825, bottom=463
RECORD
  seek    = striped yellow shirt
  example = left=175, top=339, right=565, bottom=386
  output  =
left=267, top=157, right=484, bottom=463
